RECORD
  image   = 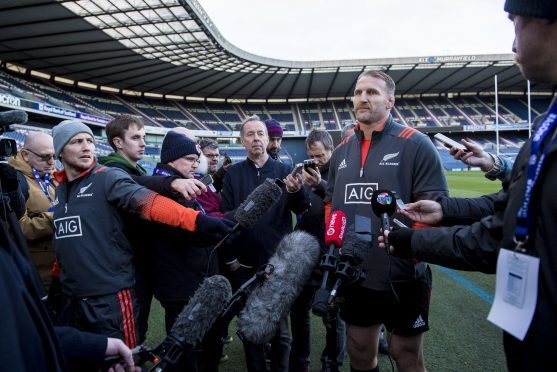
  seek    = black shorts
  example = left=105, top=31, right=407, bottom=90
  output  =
left=339, top=268, right=432, bottom=335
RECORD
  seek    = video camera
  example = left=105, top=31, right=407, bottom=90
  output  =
left=0, top=110, right=28, bottom=160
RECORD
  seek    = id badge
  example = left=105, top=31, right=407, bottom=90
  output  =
left=487, top=248, right=539, bottom=340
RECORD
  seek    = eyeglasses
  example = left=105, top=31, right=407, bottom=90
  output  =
left=25, top=148, right=57, bottom=162
left=183, top=156, right=200, bottom=164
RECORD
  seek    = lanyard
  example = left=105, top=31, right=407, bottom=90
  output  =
left=153, top=168, right=172, bottom=176
left=514, top=102, right=557, bottom=250
left=31, top=168, right=54, bottom=204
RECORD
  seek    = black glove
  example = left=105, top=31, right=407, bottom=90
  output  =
left=0, top=163, right=19, bottom=192
left=388, top=227, right=414, bottom=258
left=195, top=214, right=236, bottom=240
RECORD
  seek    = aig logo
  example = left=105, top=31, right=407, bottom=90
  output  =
left=344, top=183, right=378, bottom=204
left=54, top=216, right=83, bottom=239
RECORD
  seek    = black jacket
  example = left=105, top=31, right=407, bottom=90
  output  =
left=409, top=99, right=557, bottom=369
left=221, top=156, right=309, bottom=267
left=150, top=163, right=218, bottom=303
left=0, top=222, right=106, bottom=372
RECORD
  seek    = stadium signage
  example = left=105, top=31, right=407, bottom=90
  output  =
left=419, top=55, right=477, bottom=64
left=79, top=113, right=109, bottom=125
left=37, top=103, right=78, bottom=118
left=0, top=93, right=21, bottom=107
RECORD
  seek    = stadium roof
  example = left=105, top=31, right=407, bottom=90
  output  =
left=0, top=0, right=554, bottom=102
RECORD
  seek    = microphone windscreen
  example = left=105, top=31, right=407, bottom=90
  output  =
left=324, top=210, right=347, bottom=248
left=0, top=110, right=27, bottom=126
left=339, top=230, right=370, bottom=264
left=371, top=190, right=397, bottom=217
left=237, top=231, right=320, bottom=344
left=234, top=178, right=283, bottom=229
left=170, top=275, right=232, bottom=345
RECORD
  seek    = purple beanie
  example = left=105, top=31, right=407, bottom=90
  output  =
left=264, top=119, right=283, bottom=138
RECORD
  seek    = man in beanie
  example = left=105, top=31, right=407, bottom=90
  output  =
left=149, top=130, right=224, bottom=371
left=51, top=120, right=234, bottom=347
left=264, top=118, right=284, bottom=161
left=381, top=1, right=557, bottom=370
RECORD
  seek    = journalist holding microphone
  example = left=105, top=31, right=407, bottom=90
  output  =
left=381, top=0, right=557, bottom=370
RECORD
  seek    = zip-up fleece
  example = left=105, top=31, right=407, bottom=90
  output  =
left=53, top=163, right=200, bottom=297
left=326, top=116, right=448, bottom=290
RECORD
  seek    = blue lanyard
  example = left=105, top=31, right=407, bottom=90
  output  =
left=514, top=101, right=557, bottom=249
left=31, top=168, right=54, bottom=204
left=153, top=168, right=172, bottom=176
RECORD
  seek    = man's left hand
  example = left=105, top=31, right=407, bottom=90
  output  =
left=302, top=167, right=321, bottom=188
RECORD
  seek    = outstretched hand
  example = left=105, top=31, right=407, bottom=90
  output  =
left=399, top=200, right=443, bottom=225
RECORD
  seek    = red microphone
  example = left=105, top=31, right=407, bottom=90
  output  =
left=312, top=210, right=347, bottom=316
left=325, top=210, right=347, bottom=249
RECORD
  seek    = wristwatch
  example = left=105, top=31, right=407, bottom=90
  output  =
left=485, top=153, right=505, bottom=181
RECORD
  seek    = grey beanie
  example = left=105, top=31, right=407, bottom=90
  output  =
left=504, top=0, right=557, bottom=19
left=52, top=120, right=94, bottom=157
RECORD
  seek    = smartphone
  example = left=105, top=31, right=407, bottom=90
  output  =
left=303, top=159, right=317, bottom=171
left=393, top=218, right=409, bottom=228
left=434, top=133, right=467, bottom=152
left=223, top=153, right=232, bottom=166
left=291, top=163, right=304, bottom=176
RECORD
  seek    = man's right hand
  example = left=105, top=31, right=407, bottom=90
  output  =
left=171, top=178, right=207, bottom=200
left=399, top=200, right=443, bottom=225
left=450, top=138, right=494, bottom=172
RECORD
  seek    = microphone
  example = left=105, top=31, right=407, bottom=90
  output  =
left=233, top=177, right=283, bottom=229
left=152, top=275, right=232, bottom=369
left=371, top=190, right=397, bottom=245
left=0, top=110, right=28, bottom=126
left=311, top=210, right=347, bottom=316
left=237, top=231, right=320, bottom=344
left=327, top=230, right=369, bottom=305
left=211, top=178, right=283, bottom=253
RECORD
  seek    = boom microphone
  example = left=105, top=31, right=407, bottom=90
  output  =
left=237, top=231, right=320, bottom=344
left=371, top=190, right=397, bottom=245
left=233, top=178, right=283, bottom=229
left=153, top=275, right=232, bottom=369
left=312, top=210, right=347, bottom=316
left=0, top=110, right=28, bottom=126
left=327, top=230, right=369, bottom=305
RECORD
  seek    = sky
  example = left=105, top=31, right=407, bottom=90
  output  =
left=197, top=0, right=515, bottom=62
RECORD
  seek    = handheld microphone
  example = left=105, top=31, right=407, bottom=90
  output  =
left=0, top=110, right=28, bottom=126
left=311, top=210, right=347, bottom=316
left=327, top=231, right=369, bottom=305
left=237, top=231, right=320, bottom=344
left=371, top=190, right=397, bottom=245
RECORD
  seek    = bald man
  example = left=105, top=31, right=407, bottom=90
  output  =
left=9, top=131, right=57, bottom=289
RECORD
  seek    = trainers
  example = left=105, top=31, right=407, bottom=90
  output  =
left=219, top=354, right=229, bottom=363
left=223, top=335, right=233, bottom=344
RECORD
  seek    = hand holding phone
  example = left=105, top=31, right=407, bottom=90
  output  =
left=303, top=159, right=317, bottom=171
left=223, top=153, right=232, bottom=166
left=434, top=133, right=468, bottom=152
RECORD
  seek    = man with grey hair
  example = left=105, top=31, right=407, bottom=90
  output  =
left=341, top=123, right=356, bottom=141
left=325, top=70, right=448, bottom=372
left=221, top=115, right=309, bottom=372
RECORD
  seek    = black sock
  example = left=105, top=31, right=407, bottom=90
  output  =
left=350, top=365, right=379, bottom=372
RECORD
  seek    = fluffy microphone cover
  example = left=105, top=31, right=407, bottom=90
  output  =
left=234, top=178, right=283, bottom=229
left=237, top=231, right=320, bottom=344
left=340, top=230, right=371, bottom=264
left=0, top=110, right=28, bottom=126
left=171, top=275, right=232, bottom=345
